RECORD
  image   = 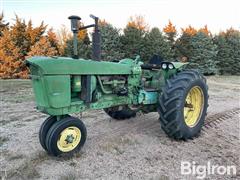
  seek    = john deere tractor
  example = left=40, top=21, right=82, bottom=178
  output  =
left=26, top=15, right=208, bottom=156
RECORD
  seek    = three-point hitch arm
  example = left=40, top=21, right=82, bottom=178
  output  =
left=68, top=14, right=101, bottom=61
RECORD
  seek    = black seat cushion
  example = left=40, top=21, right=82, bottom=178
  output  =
left=149, top=54, right=164, bottom=65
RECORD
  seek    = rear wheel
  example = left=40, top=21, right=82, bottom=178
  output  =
left=45, top=116, right=87, bottom=156
left=104, top=105, right=136, bottom=120
left=158, top=70, right=208, bottom=140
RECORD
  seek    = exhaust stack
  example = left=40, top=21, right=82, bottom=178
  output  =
left=68, top=14, right=101, bottom=61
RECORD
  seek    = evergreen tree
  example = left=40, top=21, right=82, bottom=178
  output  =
left=57, top=25, right=72, bottom=55
left=0, top=15, right=52, bottom=78
left=163, top=20, right=177, bottom=59
left=77, top=22, right=88, bottom=41
left=0, top=16, right=29, bottom=78
left=127, top=15, right=149, bottom=31
left=175, top=27, right=217, bottom=75
left=47, top=28, right=60, bottom=54
left=214, top=29, right=240, bottom=75
left=163, top=20, right=177, bottom=45
left=64, top=22, right=91, bottom=59
left=199, top=25, right=211, bottom=37
left=120, top=26, right=145, bottom=59
left=175, top=32, right=193, bottom=60
left=26, top=20, right=46, bottom=47
left=189, top=32, right=218, bottom=75
left=120, top=16, right=148, bottom=59
left=99, top=23, right=124, bottom=61
left=27, top=36, right=58, bottom=57
left=142, top=27, right=173, bottom=62
left=64, top=38, right=91, bottom=59
left=0, top=30, right=25, bottom=78
left=0, top=12, right=8, bottom=36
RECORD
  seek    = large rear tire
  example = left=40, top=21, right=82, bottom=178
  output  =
left=158, top=70, right=208, bottom=140
left=104, top=105, right=136, bottom=120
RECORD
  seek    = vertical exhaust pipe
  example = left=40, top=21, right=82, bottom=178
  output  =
left=90, top=14, right=101, bottom=61
left=68, top=14, right=101, bottom=61
left=68, top=15, right=81, bottom=59
left=68, top=14, right=101, bottom=104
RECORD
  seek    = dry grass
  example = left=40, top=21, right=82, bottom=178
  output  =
left=58, top=172, right=78, bottom=180
left=8, top=154, right=25, bottom=161
left=1, top=77, right=239, bottom=179
left=207, top=75, right=240, bottom=85
left=4, top=152, right=49, bottom=179
left=100, top=135, right=139, bottom=154
left=0, top=136, right=9, bottom=147
left=0, top=79, right=31, bottom=90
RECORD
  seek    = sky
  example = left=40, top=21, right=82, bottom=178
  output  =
left=1, top=0, right=240, bottom=34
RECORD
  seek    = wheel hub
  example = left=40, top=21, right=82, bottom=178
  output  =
left=184, top=86, right=204, bottom=127
left=57, top=126, right=81, bottom=152
left=65, top=134, right=74, bottom=144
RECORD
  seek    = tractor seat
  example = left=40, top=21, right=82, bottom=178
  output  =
left=149, top=54, right=164, bottom=65
left=141, top=55, right=164, bottom=70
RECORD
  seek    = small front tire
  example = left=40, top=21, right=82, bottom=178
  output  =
left=39, top=116, right=57, bottom=151
left=45, top=116, right=87, bottom=156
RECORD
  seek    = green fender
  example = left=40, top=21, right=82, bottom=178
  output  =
left=172, top=62, right=188, bottom=70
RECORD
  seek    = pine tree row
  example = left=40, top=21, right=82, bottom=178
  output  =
left=0, top=14, right=239, bottom=78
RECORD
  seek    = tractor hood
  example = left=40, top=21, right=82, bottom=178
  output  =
left=26, top=56, right=135, bottom=75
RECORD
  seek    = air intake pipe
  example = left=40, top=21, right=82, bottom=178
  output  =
left=68, top=14, right=101, bottom=61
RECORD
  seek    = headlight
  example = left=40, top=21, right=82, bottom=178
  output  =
left=168, top=63, right=174, bottom=69
left=161, top=63, right=167, bottom=69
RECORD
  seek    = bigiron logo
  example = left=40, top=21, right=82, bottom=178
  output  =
left=181, top=161, right=237, bottom=179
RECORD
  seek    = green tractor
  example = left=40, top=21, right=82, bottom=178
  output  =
left=26, top=15, right=208, bottom=156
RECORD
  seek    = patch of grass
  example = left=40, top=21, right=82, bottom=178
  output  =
left=59, top=172, right=78, bottom=180
left=6, top=151, right=49, bottom=179
left=4, top=93, right=34, bottom=103
left=0, top=79, right=34, bottom=103
left=0, top=79, right=31, bottom=90
left=207, top=75, right=240, bottom=85
left=158, top=175, right=170, bottom=180
left=100, top=136, right=139, bottom=154
left=69, top=161, right=77, bottom=167
left=0, top=149, right=10, bottom=157
left=0, top=117, right=19, bottom=126
left=0, top=136, right=9, bottom=147
left=101, top=143, right=125, bottom=154
left=0, top=171, right=8, bottom=180
left=8, top=154, right=25, bottom=161
left=13, top=123, right=26, bottom=128
left=9, top=160, right=41, bottom=179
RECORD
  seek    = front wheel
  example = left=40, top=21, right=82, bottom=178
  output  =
left=39, top=116, right=57, bottom=151
left=45, top=116, right=87, bottom=156
left=158, top=70, right=208, bottom=140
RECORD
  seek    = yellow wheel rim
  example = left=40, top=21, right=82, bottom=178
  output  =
left=57, top=126, right=81, bottom=152
left=184, top=86, right=204, bottom=127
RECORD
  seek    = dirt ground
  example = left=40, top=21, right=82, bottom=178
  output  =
left=0, top=76, right=239, bottom=180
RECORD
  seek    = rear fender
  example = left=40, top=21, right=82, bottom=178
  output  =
left=162, top=62, right=188, bottom=79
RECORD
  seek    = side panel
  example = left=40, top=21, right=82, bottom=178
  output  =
left=32, top=76, right=49, bottom=108
left=44, top=75, right=71, bottom=108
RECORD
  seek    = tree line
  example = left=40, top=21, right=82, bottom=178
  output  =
left=0, top=13, right=239, bottom=78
